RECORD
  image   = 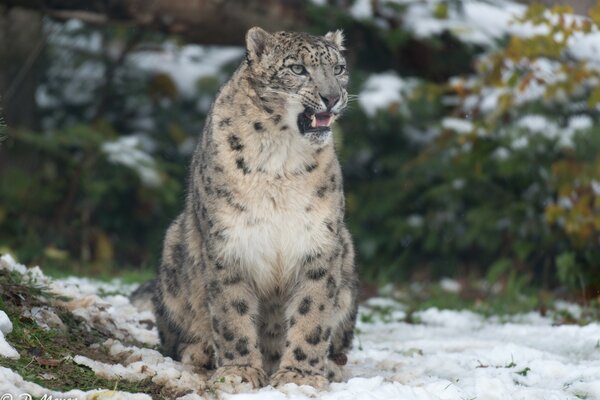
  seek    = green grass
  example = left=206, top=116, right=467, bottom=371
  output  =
left=40, top=263, right=156, bottom=284
left=359, top=279, right=600, bottom=325
left=0, top=270, right=166, bottom=396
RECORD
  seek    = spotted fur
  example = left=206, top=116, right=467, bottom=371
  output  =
left=153, top=27, right=358, bottom=389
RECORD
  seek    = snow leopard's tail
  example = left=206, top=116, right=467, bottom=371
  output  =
left=130, top=279, right=157, bottom=312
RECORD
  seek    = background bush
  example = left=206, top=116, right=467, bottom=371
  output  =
left=0, top=1, right=598, bottom=296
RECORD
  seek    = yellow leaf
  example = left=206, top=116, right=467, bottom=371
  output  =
left=89, top=391, right=118, bottom=400
left=588, top=86, right=600, bottom=106
left=94, top=231, right=113, bottom=262
left=433, top=2, right=448, bottom=19
left=44, top=246, right=69, bottom=261
left=589, top=2, right=600, bottom=26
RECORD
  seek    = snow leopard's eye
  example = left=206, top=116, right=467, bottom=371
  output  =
left=290, top=64, right=307, bottom=75
left=333, top=64, right=346, bottom=76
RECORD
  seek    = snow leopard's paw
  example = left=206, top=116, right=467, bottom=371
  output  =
left=270, top=367, right=329, bottom=389
left=326, top=361, right=344, bottom=382
left=210, top=365, right=267, bottom=390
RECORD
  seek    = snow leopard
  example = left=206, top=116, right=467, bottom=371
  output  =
left=152, top=27, right=358, bottom=389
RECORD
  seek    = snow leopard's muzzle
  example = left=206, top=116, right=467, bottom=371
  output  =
left=297, top=92, right=346, bottom=144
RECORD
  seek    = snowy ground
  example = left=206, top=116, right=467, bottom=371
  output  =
left=1, top=255, right=599, bottom=400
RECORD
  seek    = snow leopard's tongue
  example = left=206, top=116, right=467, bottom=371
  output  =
left=311, top=112, right=333, bottom=128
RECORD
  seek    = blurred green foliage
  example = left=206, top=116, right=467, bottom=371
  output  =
left=338, top=3, right=600, bottom=295
left=0, top=2, right=598, bottom=298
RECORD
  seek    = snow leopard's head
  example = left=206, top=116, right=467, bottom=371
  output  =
left=244, top=27, right=348, bottom=144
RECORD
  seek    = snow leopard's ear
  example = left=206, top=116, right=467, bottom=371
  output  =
left=246, top=27, right=275, bottom=61
left=324, top=30, right=345, bottom=51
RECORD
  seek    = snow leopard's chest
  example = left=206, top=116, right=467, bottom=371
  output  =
left=218, top=175, right=337, bottom=293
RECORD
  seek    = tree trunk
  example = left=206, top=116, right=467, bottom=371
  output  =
left=0, top=6, right=43, bottom=129
left=0, top=0, right=310, bottom=46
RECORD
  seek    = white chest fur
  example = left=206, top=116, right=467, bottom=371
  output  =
left=218, top=176, right=336, bottom=294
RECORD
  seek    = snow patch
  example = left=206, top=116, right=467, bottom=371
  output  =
left=442, top=117, right=474, bottom=134
left=0, top=366, right=151, bottom=399
left=129, top=44, right=244, bottom=97
left=0, top=311, right=18, bottom=359
left=359, top=72, right=414, bottom=116
left=2, top=255, right=600, bottom=400
left=102, top=135, right=161, bottom=187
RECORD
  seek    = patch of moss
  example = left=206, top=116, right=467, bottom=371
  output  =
left=0, top=270, right=168, bottom=397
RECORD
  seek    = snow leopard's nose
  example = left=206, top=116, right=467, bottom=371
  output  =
left=320, top=93, right=340, bottom=110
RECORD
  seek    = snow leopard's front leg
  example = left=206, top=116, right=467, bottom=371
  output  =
left=271, top=247, right=352, bottom=388
left=206, top=262, right=267, bottom=389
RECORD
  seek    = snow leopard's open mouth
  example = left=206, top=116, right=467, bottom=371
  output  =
left=297, top=109, right=336, bottom=136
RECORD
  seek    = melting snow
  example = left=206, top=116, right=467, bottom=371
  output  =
left=1, top=255, right=600, bottom=399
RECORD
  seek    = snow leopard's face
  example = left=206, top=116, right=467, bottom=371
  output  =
left=245, top=27, right=349, bottom=144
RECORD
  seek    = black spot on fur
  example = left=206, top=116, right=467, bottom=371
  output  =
left=270, top=352, right=281, bottom=362
left=215, top=187, right=247, bottom=212
left=327, top=247, right=342, bottom=263
left=293, top=347, right=307, bottom=362
left=281, top=125, right=289, bottom=131
left=306, top=163, right=318, bottom=173
left=236, top=157, right=251, bottom=174
left=228, top=134, right=244, bottom=151
left=254, top=121, right=264, bottom=131
left=323, top=327, right=332, bottom=341
left=342, top=329, right=354, bottom=348
left=162, top=263, right=179, bottom=296
left=326, top=276, right=337, bottom=298
left=303, top=253, right=322, bottom=265
left=264, top=106, right=273, bottom=114
left=289, top=316, right=296, bottom=327
left=305, top=326, right=322, bottom=345
left=223, top=274, right=242, bottom=285
left=172, top=243, right=186, bottom=267
left=207, top=280, right=221, bottom=301
left=272, top=114, right=282, bottom=124
left=223, top=326, right=235, bottom=342
left=298, top=297, right=312, bottom=315
left=285, top=340, right=291, bottom=347
left=306, top=267, right=327, bottom=280
left=224, top=351, right=235, bottom=360
left=316, top=185, right=327, bottom=198
left=219, top=117, right=232, bottom=128
left=309, top=357, right=320, bottom=367
left=212, top=316, right=220, bottom=334
left=232, top=299, right=249, bottom=315
left=325, top=221, right=335, bottom=233
left=319, top=304, right=325, bottom=312
left=236, top=337, right=250, bottom=356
